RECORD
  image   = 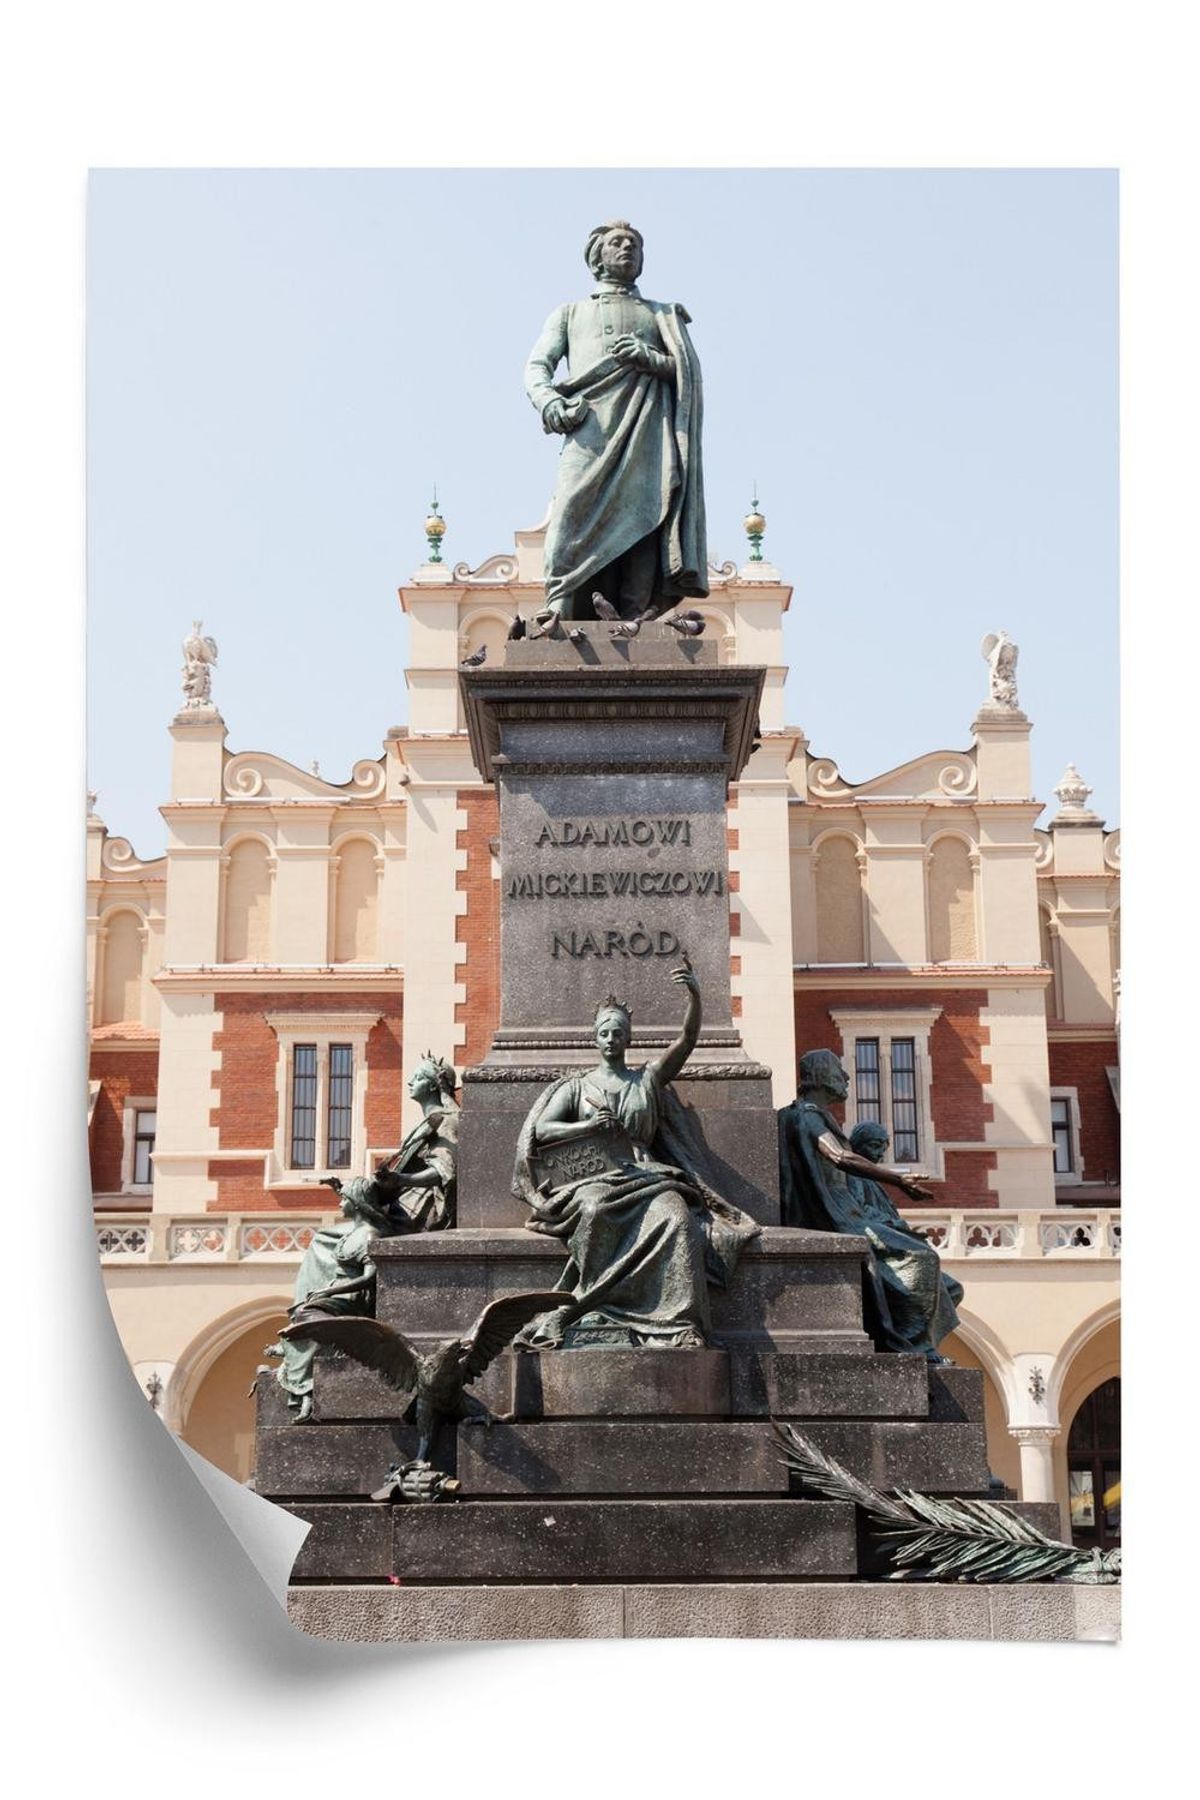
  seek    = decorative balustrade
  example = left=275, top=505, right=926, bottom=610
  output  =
left=95, top=1212, right=331, bottom=1264
left=98, top=1207, right=1120, bottom=1265
left=901, top=1208, right=1121, bottom=1259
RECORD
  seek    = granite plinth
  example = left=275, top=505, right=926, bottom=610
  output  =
left=288, top=1498, right=856, bottom=1582
left=309, top=1346, right=945, bottom=1424
left=287, top=1581, right=1120, bottom=1643
left=370, top=1228, right=875, bottom=1353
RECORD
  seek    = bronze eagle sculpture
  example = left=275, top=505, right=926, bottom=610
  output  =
left=280, top=1290, right=562, bottom=1463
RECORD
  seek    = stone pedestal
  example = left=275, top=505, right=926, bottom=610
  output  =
left=457, top=624, right=779, bottom=1225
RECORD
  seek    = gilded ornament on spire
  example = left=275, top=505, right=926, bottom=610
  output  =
left=424, top=491, right=447, bottom=563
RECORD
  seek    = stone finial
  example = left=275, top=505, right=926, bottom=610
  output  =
left=180, top=620, right=219, bottom=711
left=980, top=629, right=1020, bottom=711
left=743, top=489, right=766, bottom=563
left=424, top=491, right=447, bottom=564
left=86, top=789, right=97, bottom=817
left=1052, top=762, right=1101, bottom=824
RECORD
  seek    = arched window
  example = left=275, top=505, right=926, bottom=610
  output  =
left=99, top=910, right=144, bottom=1024
left=815, top=836, right=864, bottom=962
left=1067, top=1377, right=1120, bottom=1551
left=333, top=839, right=380, bottom=963
left=927, top=837, right=977, bottom=962
left=222, top=839, right=272, bottom=962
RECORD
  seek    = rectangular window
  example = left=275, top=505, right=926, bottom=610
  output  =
left=854, top=1038, right=882, bottom=1123
left=132, top=1109, right=157, bottom=1186
left=1051, top=1097, right=1075, bottom=1174
left=326, top=1044, right=354, bottom=1169
left=890, top=1038, right=920, bottom=1163
left=290, top=1044, right=318, bottom=1169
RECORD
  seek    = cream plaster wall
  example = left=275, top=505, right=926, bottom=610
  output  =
left=729, top=737, right=799, bottom=1104
left=981, top=985, right=1057, bottom=1206
left=149, top=990, right=221, bottom=1211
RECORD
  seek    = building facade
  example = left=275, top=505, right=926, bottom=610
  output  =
left=89, top=519, right=1120, bottom=1544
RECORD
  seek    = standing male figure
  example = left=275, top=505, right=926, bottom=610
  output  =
left=524, top=220, right=708, bottom=622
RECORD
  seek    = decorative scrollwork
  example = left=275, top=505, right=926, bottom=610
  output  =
left=1104, top=830, right=1121, bottom=870
left=349, top=759, right=386, bottom=799
left=936, top=759, right=978, bottom=797
left=707, top=558, right=737, bottom=579
left=1033, top=832, right=1055, bottom=870
left=224, top=760, right=265, bottom=797
left=807, top=758, right=849, bottom=796
left=101, top=837, right=137, bottom=870
left=451, top=555, right=518, bottom=584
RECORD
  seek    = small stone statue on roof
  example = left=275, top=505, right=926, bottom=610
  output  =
left=778, top=1049, right=962, bottom=1363
left=524, top=221, right=708, bottom=625
left=181, top=621, right=219, bottom=709
left=980, top=629, right=1020, bottom=710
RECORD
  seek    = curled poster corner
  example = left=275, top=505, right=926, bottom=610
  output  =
left=172, top=1434, right=310, bottom=1610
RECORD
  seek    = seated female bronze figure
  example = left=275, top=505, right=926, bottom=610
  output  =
left=512, top=960, right=758, bottom=1349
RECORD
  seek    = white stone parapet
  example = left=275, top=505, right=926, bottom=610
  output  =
left=95, top=1210, right=336, bottom=1263
left=96, top=1206, right=1119, bottom=1264
left=900, top=1208, right=1121, bottom=1259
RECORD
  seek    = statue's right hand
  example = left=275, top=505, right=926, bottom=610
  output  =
left=542, top=395, right=588, bottom=435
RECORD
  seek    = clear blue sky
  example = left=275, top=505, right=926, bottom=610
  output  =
left=87, top=169, right=1117, bottom=855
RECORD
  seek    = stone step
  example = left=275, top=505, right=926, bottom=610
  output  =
left=256, top=1415, right=990, bottom=1500
left=459, top=1418, right=990, bottom=1498
left=289, top=1498, right=857, bottom=1583
left=307, top=1346, right=943, bottom=1423
left=286, top=1580, right=1120, bottom=1643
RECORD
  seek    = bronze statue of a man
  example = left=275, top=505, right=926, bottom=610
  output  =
left=778, top=1049, right=963, bottom=1363
left=524, top=221, right=708, bottom=622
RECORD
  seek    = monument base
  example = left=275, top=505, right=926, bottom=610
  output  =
left=286, top=1581, right=1120, bottom=1644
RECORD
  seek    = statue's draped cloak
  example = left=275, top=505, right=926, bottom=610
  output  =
left=525, top=292, right=707, bottom=612
left=778, top=1099, right=962, bottom=1356
left=512, top=1067, right=758, bottom=1347
left=275, top=1185, right=394, bottom=1403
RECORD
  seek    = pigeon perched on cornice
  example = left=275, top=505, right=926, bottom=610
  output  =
left=459, top=644, right=488, bottom=668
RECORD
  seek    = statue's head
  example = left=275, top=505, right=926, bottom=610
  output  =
left=850, top=1119, right=890, bottom=1163
left=798, top=1048, right=849, bottom=1102
left=407, top=1052, right=458, bottom=1105
left=585, top=220, right=644, bottom=284
left=593, top=994, right=633, bottom=1058
left=338, top=1176, right=393, bottom=1232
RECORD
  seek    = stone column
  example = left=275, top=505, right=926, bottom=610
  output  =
left=1009, top=1425, right=1060, bottom=1504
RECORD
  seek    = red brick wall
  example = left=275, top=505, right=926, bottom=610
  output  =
left=208, top=989, right=403, bottom=1211
left=1049, top=1038, right=1121, bottom=1185
left=89, top=1050, right=158, bottom=1198
left=455, top=789, right=501, bottom=1068
left=791, top=986, right=996, bottom=1207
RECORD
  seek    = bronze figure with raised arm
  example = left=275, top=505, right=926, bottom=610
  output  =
left=512, top=957, right=758, bottom=1349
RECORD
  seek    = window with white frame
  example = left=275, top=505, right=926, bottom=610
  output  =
left=121, top=1098, right=157, bottom=1193
left=1050, top=1088, right=1083, bottom=1185
left=266, top=1014, right=380, bottom=1180
left=830, top=1008, right=942, bottom=1177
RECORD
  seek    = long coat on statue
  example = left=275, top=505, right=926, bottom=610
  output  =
left=525, top=281, right=707, bottom=616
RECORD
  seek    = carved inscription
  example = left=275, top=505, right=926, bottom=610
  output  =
left=535, top=817, right=692, bottom=848
left=507, top=814, right=725, bottom=967
left=510, top=870, right=724, bottom=900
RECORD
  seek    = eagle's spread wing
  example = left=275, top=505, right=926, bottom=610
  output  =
left=460, top=1291, right=566, bottom=1379
left=980, top=632, right=1000, bottom=662
left=281, top=1314, right=421, bottom=1394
